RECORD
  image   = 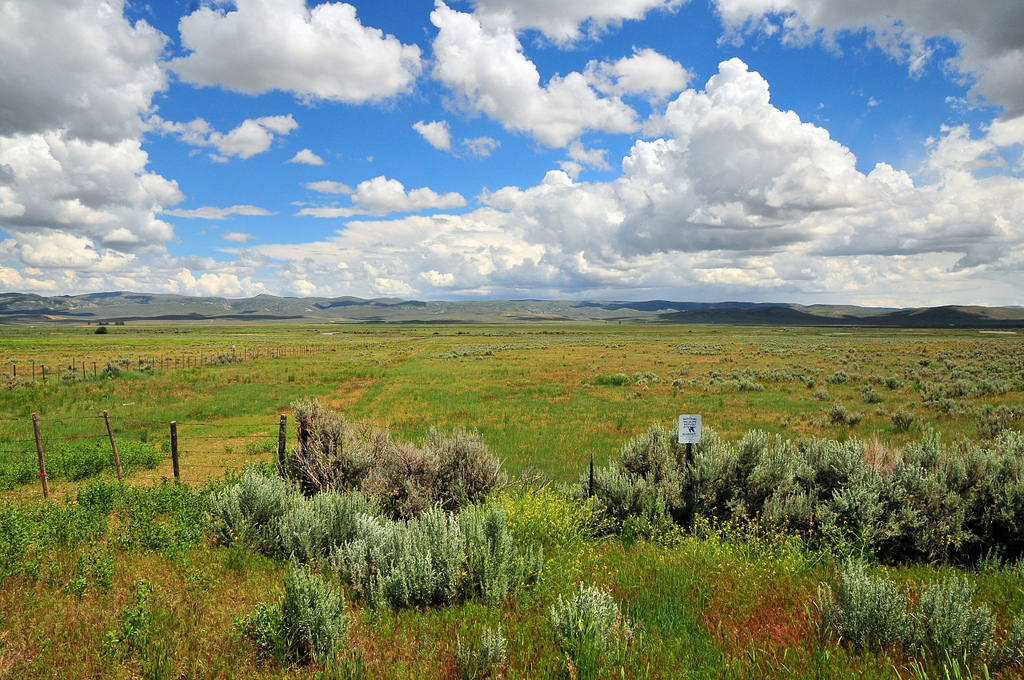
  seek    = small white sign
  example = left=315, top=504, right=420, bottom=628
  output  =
left=678, top=414, right=702, bottom=444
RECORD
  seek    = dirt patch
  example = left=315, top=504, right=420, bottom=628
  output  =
left=328, top=378, right=380, bottom=412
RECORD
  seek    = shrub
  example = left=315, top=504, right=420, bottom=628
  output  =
left=276, top=491, right=376, bottom=565
left=861, top=386, right=883, bottom=404
left=813, top=387, right=831, bottom=401
left=280, top=560, right=351, bottom=664
left=459, top=504, right=542, bottom=603
left=816, top=561, right=916, bottom=653
left=917, top=577, right=995, bottom=659
left=977, top=405, right=1020, bottom=439
left=288, top=399, right=503, bottom=518
left=827, top=371, right=851, bottom=384
left=105, top=579, right=156, bottom=659
left=208, top=470, right=302, bottom=553
left=550, top=583, right=631, bottom=680
left=234, top=602, right=286, bottom=662
left=455, top=624, right=506, bottom=680
left=999, top=614, right=1024, bottom=667
left=828, top=403, right=864, bottom=426
left=335, top=507, right=466, bottom=608
left=595, top=373, right=629, bottom=386
left=892, top=410, right=917, bottom=433
left=429, top=428, right=507, bottom=511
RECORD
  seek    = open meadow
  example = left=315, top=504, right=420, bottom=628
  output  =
left=2, top=321, right=1024, bottom=679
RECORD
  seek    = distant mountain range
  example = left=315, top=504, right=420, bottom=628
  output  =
left=1, top=291, right=1023, bottom=327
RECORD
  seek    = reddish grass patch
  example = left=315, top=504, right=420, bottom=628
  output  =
left=702, top=575, right=813, bottom=653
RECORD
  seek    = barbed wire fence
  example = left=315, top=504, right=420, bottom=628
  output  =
left=2, top=343, right=329, bottom=388
left=0, top=411, right=290, bottom=499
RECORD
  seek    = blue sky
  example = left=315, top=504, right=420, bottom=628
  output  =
left=1, top=0, right=1022, bottom=305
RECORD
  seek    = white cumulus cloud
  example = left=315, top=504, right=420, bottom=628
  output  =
left=298, top=175, right=467, bottom=217
left=585, top=48, right=692, bottom=100
left=0, top=0, right=167, bottom=143
left=413, top=120, right=453, bottom=151
left=154, top=115, right=298, bottom=161
left=466, top=0, right=684, bottom=45
left=431, top=2, right=639, bottom=148
left=0, top=0, right=183, bottom=282
left=288, top=149, right=325, bottom=165
left=712, top=0, right=1024, bottom=117
left=171, top=0, right=422, bottom=104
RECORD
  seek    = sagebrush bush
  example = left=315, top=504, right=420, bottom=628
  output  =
left=999, top=614, right=1024, bottom=667
left=586, top=422, right=1024, bottom=566
left=280, top=560, right=351, bottom=664
left=288, top=399, right=504, bottom=518
left=550, top=583, right=631, bottom=680
left=917, top=577, right=995, bottom=659
left=817, top=561, right=916, bottom=653
left=276, top=491, right=376, bottom=565
left=332, top=503, right=542, bottom=609
left=335, top=507, right=465, bottom=608
left=455, top=624, right=506, bottom=680
left=207, top=470, right=301, bottom=553
left=429, top=428, right=507, bottom=510
left=238, top=561, right=351, bottom=665
left=460, top=504, right=542, bottom=603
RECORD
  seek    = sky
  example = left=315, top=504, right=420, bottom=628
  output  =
left=1, top=0, right=1023, bottom=306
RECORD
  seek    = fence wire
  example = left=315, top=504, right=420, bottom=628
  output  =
left=1, top=411, right=292, bottom=497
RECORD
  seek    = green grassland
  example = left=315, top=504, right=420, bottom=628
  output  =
left=1, top=322, right=1024, bottom=679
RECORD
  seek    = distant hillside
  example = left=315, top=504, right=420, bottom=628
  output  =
left=0, top=292, right=1022, bottom=327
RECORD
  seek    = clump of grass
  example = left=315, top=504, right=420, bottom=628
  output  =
left=594, top=373, right=629, bottom=386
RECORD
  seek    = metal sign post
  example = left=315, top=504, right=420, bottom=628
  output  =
left=678, top=414, right=702, bottom=466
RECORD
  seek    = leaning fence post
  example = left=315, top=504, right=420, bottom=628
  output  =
left=277, top=414, right=288, bottom=477
left=170, top=421, right=180, bottom=482
left=103, top=410, right=122, bottom=481
left=32, top=413, right=49, bottom=498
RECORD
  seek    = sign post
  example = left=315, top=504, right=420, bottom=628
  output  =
left=678, top=414, right=701, bottom=466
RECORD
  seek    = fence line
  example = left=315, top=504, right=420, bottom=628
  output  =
left=2, top=411, right=292, bottom=499
left=2, top=343, right=329, bottom=387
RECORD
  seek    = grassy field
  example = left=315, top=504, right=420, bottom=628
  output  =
left=1, top=321, right=1023, bottom=678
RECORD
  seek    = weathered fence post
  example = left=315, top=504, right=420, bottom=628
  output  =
left=31, top=413, right=49, bottom=498
left=170, top=421, right=180, bottom=482
left=104, top=410, right=123, bottom=481
left=277, top=414, right=288, bottom=477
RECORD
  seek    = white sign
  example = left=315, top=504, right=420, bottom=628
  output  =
left=678, top=414, right=702, bottom=444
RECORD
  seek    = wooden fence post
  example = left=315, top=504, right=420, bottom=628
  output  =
left=104, top=410, right=123, bottom=481
left=277, top=414, right=288, bottom=477
left=170, top=421, right=180, bottom=482
left=31, top=413, right=49, bottom=498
